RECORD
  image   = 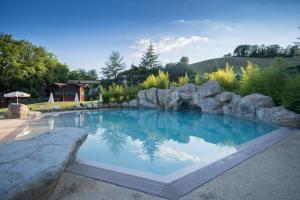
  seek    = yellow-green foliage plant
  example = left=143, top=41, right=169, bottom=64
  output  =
left=194, top=72, right=205, bottom=85
left=141, top=74, right=157, bottom=89
left=208, top=63, right=238, bottom=91
left=239, top=62, right=261, bottom=96
left=178, top=73, right=190, bottom=86
left=156, top=70, right=169, bottom=89
left=141, top=70, right=169, bottom=89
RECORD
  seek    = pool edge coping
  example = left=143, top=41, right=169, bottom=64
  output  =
left=66, top=127, right=297, bottom=200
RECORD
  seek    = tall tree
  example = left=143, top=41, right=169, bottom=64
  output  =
left=101, top=51, right=126, bottom=80
left=179, top=56, right=189, bottom=65
left=140, top=42, right=160, bottom=69
left=0, top=33, right=70, bottom=97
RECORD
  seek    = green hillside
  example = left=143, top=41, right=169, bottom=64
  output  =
left=189, top=57, right=300, bottom=73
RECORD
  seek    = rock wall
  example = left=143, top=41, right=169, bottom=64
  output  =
left=127, top=81, right=300, bottom=128
left=0, top=128, right=88, bottom=200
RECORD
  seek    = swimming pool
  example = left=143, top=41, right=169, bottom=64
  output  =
left=24, top=109, right=277, bottom=175
left=23, top=109, right=293, bottom=199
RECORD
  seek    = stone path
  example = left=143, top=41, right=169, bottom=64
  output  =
left=49, top=130, right=300, bottom=200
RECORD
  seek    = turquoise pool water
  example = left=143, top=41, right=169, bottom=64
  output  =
left=26, top=109, right=277, bottom=175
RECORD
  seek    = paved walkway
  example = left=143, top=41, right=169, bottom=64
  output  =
left=0, top=119, right=27, bottom=143
left=49, top=130, right=300, bottom=200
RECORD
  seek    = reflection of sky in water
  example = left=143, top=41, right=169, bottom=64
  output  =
left=25, top=109, right=277, bottom=175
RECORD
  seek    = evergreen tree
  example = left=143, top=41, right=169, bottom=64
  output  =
left=140, top=43, right=160, bottom=69
left=101, top=51, right=126, bottom=80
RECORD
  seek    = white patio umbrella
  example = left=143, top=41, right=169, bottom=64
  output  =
left=48, top=92, right=54, bottom=111
left=74, top=93, right=80, bottom=105
left=99, top=93, right=103, bottom=103
left=48, top=92, right=54, bottom=103
left=4, top=91, right=30, bottom=104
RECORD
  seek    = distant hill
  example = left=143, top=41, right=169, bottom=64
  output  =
left=189, top=57, right=300, bottom=73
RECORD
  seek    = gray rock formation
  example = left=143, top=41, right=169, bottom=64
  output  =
left=122, top=81, right=300, bottom=127
left=129, top=99, right=139, bottom=107
left=223, top=94, right=242, bottom=116
left=215, top=92, right=233, bottom=103
left=199, top=80, right=222, bottom=98
left=0, top=128, right=88, bottom=200
left=257, top=106, right=300, bottom=128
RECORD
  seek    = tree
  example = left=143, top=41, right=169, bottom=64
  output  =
left=179, top=56, right=189, bottom=65
left=165, top=57, right=194, bottom=81
left=68, top=69, right=98, bottom=80
left=116, top=65, right=159, bottom=86
left=140, top=42, right=160, bottom=69
left=0, top=33, right=70, bottom=97
left=101, top=51, right=126, bottom=80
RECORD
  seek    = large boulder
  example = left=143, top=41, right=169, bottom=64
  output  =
left=257, top=106, right=300, bottom=128
left=137, top=89, right=146, bottom=99
left=0, top=128, right=88, bottom=200
left=121, top=101, right=129, bottom=107
left=129, top=99, right=139, bottom=107
left=215, top=92, right=233, bottom=103
left=223, top=94, right=242, bottom=116
left=5, top=103, right=29, bottom=119
left=239, top=93, right=275, bottom=119
left=165, top=91, right=182, bottom=110
left=199, top=81, right=222, bottom=98
left=239, top=98, right=256, bottom=119
left=157, top=89, right=172, bottom=107
left=242, top=93, right=275, bottom=108
left=145, top=88, right=158, bottom=105
left=175, top=83, right=195, bottom=93
left=200, top=97, right=223, bottom=113
left=138, top=98, right=159, bottom=108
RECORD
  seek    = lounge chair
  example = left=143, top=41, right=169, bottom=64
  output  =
left=86, top=104, right=93, bottom=110
left=74, top=104, right=81, bottom=110
left=92, top=103, right=99, bottom=109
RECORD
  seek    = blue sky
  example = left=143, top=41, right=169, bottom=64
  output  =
left=1, top=0, right=300, bottom=71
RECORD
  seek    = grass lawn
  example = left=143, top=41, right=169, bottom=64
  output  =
left=0, top=100, right=99, bottom=118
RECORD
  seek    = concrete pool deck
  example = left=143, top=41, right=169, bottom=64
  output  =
left=49, top=130, right=300, bottom=200
left=0, top=119, right=27, bottom=143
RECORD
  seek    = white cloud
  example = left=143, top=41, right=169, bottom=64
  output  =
left=130, top=35, right=209, bottom=59
left=173, top=18, right=239, bottom=32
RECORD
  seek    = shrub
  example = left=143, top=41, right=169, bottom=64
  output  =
left=100, top=84, right=138, bottom=103
left=282, top=75, right=300, bottom=113
left=141, top=74, right=157, bottom=89
left=156, top=70, right=169, bottom=89
left=178, top=73, right=190, bottom=86
left=194, top=73, right=205, bottom=85
left=141, top=70, right=169, bottom=89
left=238, top=58, right=289, bottom=105
left=208, top=63, right=238, bottom=91
left=239, top=62, right=261, bottom=95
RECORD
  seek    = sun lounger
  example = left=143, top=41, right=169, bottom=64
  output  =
left=74, top=104, right=81, bottom=110
left=86, top=104, right=93, bottom=110
left=92, top=103, right=99, bottom=109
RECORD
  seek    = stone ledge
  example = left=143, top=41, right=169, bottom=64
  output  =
left=0, top=127, right=88, bottom=200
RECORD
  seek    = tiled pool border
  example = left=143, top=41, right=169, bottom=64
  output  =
left=66, top=127, right=297, bottom=200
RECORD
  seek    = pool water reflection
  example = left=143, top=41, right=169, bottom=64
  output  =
left=26, top=109, right=277, bottom=175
